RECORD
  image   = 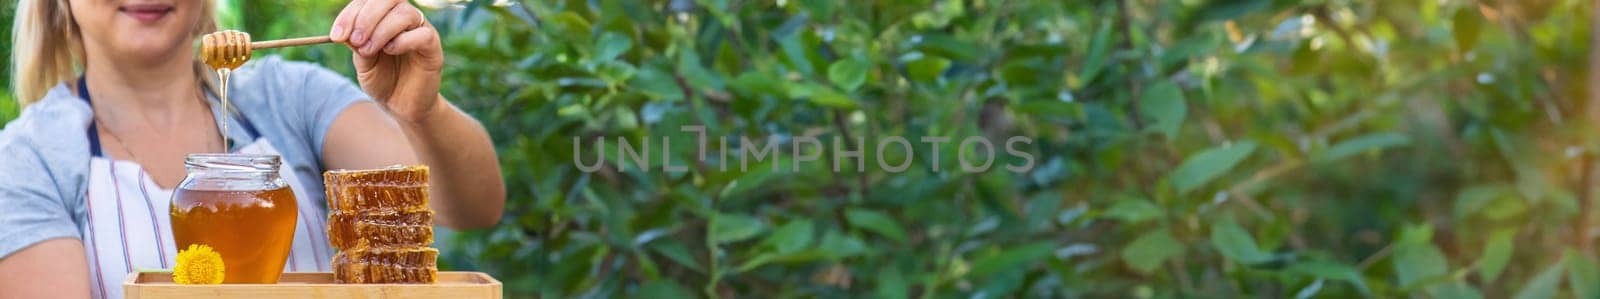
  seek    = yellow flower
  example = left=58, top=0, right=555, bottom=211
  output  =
left=173, top=244, right=225, bottom=284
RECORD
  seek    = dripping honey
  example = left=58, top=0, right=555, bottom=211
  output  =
left=213, top=68, right=232, bottom=150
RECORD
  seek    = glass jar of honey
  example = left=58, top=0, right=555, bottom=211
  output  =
left=170, top=154, right=298, bottom=284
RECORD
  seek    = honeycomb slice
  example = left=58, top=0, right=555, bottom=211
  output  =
left=324, top=165, right=430, bottom=213
left=326, top=185, right=431, bottom=213
left=324, top=165, right=430, bottom=186
left=326, top=210, right=435, bottom=249
left=331, top=247, right=439, bottom=284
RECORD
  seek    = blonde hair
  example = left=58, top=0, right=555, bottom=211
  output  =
left=11, top=0, right=219, bottom=105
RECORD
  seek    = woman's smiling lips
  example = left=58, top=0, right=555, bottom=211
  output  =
left=119, top=3, right=174, bottom=23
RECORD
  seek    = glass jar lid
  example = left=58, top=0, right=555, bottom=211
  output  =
left=185, top=153, right=280, bottom=173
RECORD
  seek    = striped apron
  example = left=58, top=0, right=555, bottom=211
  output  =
left=75, top=78, right=334, bottom=299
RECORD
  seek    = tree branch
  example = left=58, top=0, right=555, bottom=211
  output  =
left=1577, top=153, right=1595, bottom=251
left=1116, top=0, right=1143, bottom=130
left=1579, top=0, right=1600, bottom=252
left=832, top=111, right=870, bottom=197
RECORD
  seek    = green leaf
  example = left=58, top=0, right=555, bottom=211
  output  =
left=550, top=12, right=593, bottom=39
left=1393, top=239, right=1447, bottom=287
left=846, top=209, right=908, bottom=243
left=1079, top=19, right=1112, bottom=85
left=719, top=160, right=777, bottom=198
left=968, top=241, right=1054, bottom=277
left=762, top=220, right=815, bottom=254
left=637, top=280, right=697, bottom=299
left=1454, top=184, right=1517, bottom=220
left=594, top=31, right=632, bottom=60
left=0, top=96, right=13, bottom=123
left=818, top=230, right=870, bottom=259
left=736, top=250, right=837, bottom=272
left=1399, top=223, right=1435, bottom=245
left=907, top=55, right=951, bottom=84
left=543, top=243, right=608, bottom=294
left=677, top=50, right=724, bottom=90
left=649, top=240, right=704, bottom=273
left=828, top=59, right=869, bottom=92
left=1514, top=258, right=1565, bottom=299
left=1491, top=129, right=1558, bottom=203
left=1121, top=229, right=1183, bottom=274
left=1288, top=260, right=1370, bottom=296
left=777, top=30, right=817, bottom=76
left=787, top=84, right=858, bottom=110
left=1389, top=224, right=1483, bottom=298
left=728, top=72, right=785, bottom=98
left=1103, top=198, right=1163, bottom=224
left=1481, top=195, right=1530, bottom=221
left=1195, top=0, right=1270, bottom=23
left=1397, top=246, right=1483, bottom=298
left=914, top=34, right=983, bottom=63
left=1169, top=141, right=1258, bottom=194
left=973, top=269, right=1025, bottom=297
left=809, top=88, right=859, bottom=110
left=1479, top=229, right=1515, bottom=283
left=1439, top=284, right=1485, bottom=299
left=1016, top=99, right=1083, bottom=119
left=594, top=60, right=637, bottom=84
left=1453, top=7, right=1483, bottom=52
left=1210, top=217, right=1270, bottom=265
left=1316, top=132, right=1411, bottom=163
left=1568, top=249, right=1600, bottom=299
left=734, top=252, right=779, bottom=272
left=711, top=213, right=766, bottom=243
left=1139, top=81, right=1186, bottom=139
left=630, top=68, right=686, bottom=101
left=875, top=265, right=908, bottom=299
left=1294, top=280, right=1323, bottom=299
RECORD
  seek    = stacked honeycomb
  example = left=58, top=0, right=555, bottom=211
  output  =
left=324, top=165, right=437, bottom=284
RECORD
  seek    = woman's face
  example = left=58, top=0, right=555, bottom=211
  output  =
left=69, top=0, right=205, bottom=62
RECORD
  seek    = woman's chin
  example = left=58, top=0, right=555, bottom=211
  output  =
left=112, top=42, right=192, bottom=65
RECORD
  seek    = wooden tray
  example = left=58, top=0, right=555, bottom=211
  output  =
left=124, top=271, right=501, bottom=299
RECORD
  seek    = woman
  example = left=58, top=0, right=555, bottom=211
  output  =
left=0, top=0, right=506, bottom=297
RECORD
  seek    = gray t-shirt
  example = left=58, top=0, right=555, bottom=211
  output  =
left=0, top=56, right=369, bottom=259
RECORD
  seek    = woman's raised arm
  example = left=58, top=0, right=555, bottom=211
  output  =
left=322, top=0, right=506, bottom=229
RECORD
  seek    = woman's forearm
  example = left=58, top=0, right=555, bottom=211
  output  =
left=400, top=95, right=506, bottom=229
left=0, top=239, right=91, bottom=299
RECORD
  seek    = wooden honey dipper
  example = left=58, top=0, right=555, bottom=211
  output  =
left=201, top=30, right=333, bottom=69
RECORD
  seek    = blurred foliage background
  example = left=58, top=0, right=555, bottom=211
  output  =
left=9, top=0, right=1600, bottom=297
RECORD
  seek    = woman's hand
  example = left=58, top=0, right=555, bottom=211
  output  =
left=328, top=0, right=443, bottom=123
